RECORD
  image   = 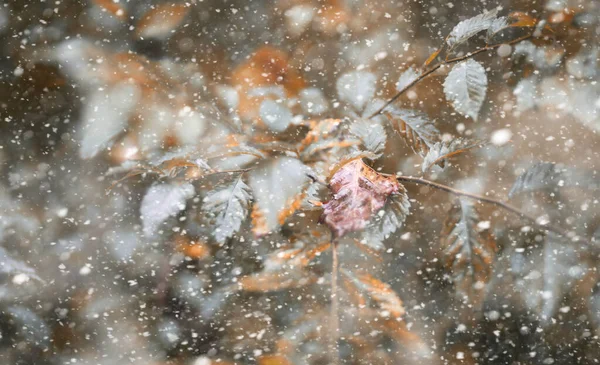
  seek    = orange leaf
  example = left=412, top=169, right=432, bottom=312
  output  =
left=136, top=3, right=189, bottom=39
left=508, top=11, right=538, bottom=28
left=93, top=0, right=127, bottom=19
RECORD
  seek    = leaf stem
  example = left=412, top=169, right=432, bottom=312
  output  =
left=394, top=175, right=589, bottom=246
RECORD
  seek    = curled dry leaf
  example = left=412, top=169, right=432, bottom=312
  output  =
left=441, top=199, right=497, bottom=297
left=343, top=269, right=405, bottom=318
left=135, top=3, right=190, bottom=39
left=323, top=159, right=400, bottom=238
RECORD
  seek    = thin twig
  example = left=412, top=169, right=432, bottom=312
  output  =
left=394, top=175, right=590, bottom=247
left=329, top=241, right=340, bottom=365
left=368, top=33, right=534, bottom=120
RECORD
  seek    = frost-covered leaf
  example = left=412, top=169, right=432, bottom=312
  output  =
left=299, top=87, right=329, bottom=115
left=0, top=247, right=41, bottom=284
left=513, top=76, right=538, bottom=112
left=349, top=119, right=387, bottom=155
left=509, top=162, right=599, bottom=198
left=203, top=175, right=252, bottom=243
left=259, top=99, right=293, bottom=132
left=140, top=182, right=195, bottom=236
left=343, top=270, right=405, bottom=318
left=336, top=71, right=377, bottom=111
left=443, top=59, right=488, bottom=120
left=441, top=199, right=497, bottom=297
left=422, top=138, right=484, bottom=172
left=249, top=157, right=309, bottom=235
left=5, top=306, right=50, bottom=348
left=384, top=107, right=439, bottom=156
left=79, top=83, right=140, bottom=159
left=135, top=3, right=189, bottom=39
left=396, top=67, right=421, bottom=92
left=360, top=189, right=411, bottom=251
left=323, top=159, right=400, bottom=238
left=511, top=232, right=588, bottom=324
left=447, top=9, right=499, bottom=48
left=486, top=16, right=509, bottom=40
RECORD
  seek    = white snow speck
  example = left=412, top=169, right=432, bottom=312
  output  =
left=491, top=128, right=512, bottom=146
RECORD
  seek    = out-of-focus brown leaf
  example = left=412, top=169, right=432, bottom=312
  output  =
left=508, top=11, right=538, bottom=28
left=174, top=235, right=211, bottom=260
left=343, top=270, right=405, bottom=319
left=231, top=46, right=305, bottom=119
left=135, top=3, right=190, bottom=39
left=93, top=0, right=127, bottom=19
left=258, top=354, right=292, bottom=365
left=237, top=243, right=330, bottom=292
left=298, top=118, right=342, bottom=153
left=323, top=159, right=400, bottom=237
left=423, top=48, right=442, bottom=67
left=441, top=199, right=497, bottom=298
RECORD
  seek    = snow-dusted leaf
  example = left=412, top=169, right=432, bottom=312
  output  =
left=79, top=83, right=140, bottom=159
left=259, top=99, right=293, bottom=132
left=135, top=3, right=189, bottom=39
left=323, top=159, right=400, bottom=238
left=396, top=67, right=421, bottom=92
left=441, top=198, right=497, bottom=297
left=486, top=16, right=509, bottom=40
left=422, top=138, right=484, bottom=172
left=203, top=175, right=252, bottom=243
left=140, top=182, right=195, bottom=236
left=509, top=162, right=598, bottom=198
left=249, top=157, right=309, bottom=235
left=384, top=107, right=439, bottom=156
left=349, top=119, right=387, bottom=155
left=566, top=46, right=599, bottom=80
left=360, top=189, right=411, bottom=251
left=443, top=59, right=488, bottom=120
left=336, top=71, right=377, bottom=111
left=447, top=9, right=500, bottom=48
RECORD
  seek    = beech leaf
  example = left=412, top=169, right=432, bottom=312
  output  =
left=384, top=107, right=439, bottom=156
left=141, top=182, right=195, bottom=236
left=444, top=59, right=488, bottom=120
left=441, top=198, right=497, bottom=297
left=336, top=71, right=377, bottom=111
left=360, top=189, right=411, bottom=251
left=349, top=119, right=387, bottom=155
left=323, top=159, right=400, bottom=238
left=396, top=67, right=421, bottom=92
left=447, top=9, right=500, bottom=48
left=422, top=138, right=484, bottom=172
left=203, top=175, right=252, bottom=243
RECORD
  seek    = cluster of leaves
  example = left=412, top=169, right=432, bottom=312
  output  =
left=2, top=0, right=600, bottom=364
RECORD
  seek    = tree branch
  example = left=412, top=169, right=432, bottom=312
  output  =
left=368, top=33, right=533, bottom=120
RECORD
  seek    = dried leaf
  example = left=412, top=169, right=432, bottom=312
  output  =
left=336, top=71, right=377, bottom=111
left=93, top=0, right=127, bottom=19
left=203, top=174, right=252, bottom=243
left=349, top=119, right=387, bottom=155
left=396, top=67, right=421, bottom=92
left=507, top=11, right=538, bottom=28
left=447, top=9, right=500, bottom=48
left=384, top=107, right=439, bottom=156
left=422, top=138, right=484, bottom=172
left=443, top=59, right=488, bottom=120
left=441, top=199, right=497, bottom=296
left=135, top=3, right=189, bottom=39
left=249, top=157, right=310, bottom=236
left=342, top=270, right=405, bottom=318
left=323, top=159, right=400, bottom=238
left=360, top=190, right=411, bottom=251
left=140, top=182, right=195, bottom=236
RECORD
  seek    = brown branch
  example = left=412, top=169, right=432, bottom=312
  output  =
left=394, top=175, right=591, bottom=247
left=329, top=241, right=340, bottom=365
left=368, top=33, right=534, bottom=120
